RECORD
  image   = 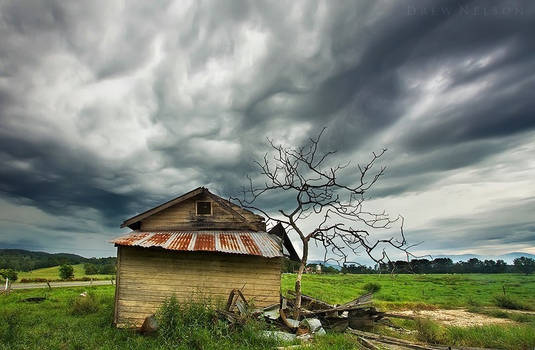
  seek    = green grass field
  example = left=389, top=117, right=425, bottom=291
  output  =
left=281, top=273, right=535, bottom=309
left=1, top=273, right=534, bottom=349
left=15, top=264, right=115, bottom=282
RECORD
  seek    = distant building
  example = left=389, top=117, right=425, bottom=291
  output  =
left=111, top=187, right=298, bottom=328
left=304, top=264, right=322, bottom=274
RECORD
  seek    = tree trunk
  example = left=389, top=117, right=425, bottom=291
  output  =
left=293, top=241, right=308, bottom=319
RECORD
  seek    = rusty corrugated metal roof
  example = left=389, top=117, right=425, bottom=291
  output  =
left=111, top=231, right=282, bottom=258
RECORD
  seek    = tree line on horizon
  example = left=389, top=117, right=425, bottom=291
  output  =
left=283, top=257, right=535, bottom=275
left=376, top=257, right=535, bottom=274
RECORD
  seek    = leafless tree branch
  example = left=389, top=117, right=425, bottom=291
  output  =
left=230, top=128, right=413, bottom=317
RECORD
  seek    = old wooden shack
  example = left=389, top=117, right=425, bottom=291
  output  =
left=111, top=187, right=293, bottom=328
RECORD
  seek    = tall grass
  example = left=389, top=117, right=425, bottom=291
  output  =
left=415, top=318, right=444, bottom=344
left=447, top=324, right=535, bottom=349
left=69, top=292, right=100, bottom=315
left=408, top=317, right=535, bottom=349
left=156, top=295, right=280, bottom=350
left=0, top=311, right=20, bottom=344
left=493, top=294, right=532, bottom=310
left=362, top=282, right=381, bottom=293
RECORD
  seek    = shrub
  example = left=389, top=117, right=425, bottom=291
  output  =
left=466, top=295, right=481, bottom=307
left=84, top=263, right=116, bottom=276
left=415, top=318, right=444, bottom=344
left=0, top=269, right=18, bottom=282
left=362, top=282, right=381, bottom=293
left=98, top=263, right=116, bottom=275
left=59, top=264, right=74, bottom=280
left=508, top=313, right=535, bottom=323
left=0, top=310, right=20, bottom=344
left=487, top=310, right=508, bottom=319
left=493, top=295, right=531, bottom=311
left=84, top=263, right=99, bottom=275
left=156, top=295, right=277, bottom=349
left=69, top=293, right=99, bottom=315
left=156, top=295, right=221, bottom=347
left=157, top=295, right=181, bottom=344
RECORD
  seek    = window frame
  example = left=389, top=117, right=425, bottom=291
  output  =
left=195, top=201, right=213, bottom=216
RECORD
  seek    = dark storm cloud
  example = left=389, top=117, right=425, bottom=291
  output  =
left=0, top=0, right=534, bottom=256
left=0, top=131, right=145, bottom=227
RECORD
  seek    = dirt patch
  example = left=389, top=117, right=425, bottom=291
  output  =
left=391, top=309, right=514, bottom=327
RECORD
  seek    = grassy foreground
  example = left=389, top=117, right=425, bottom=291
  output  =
left=1, top=274, right=534, bottom=349
left=0, top=286, right=353, bottom=350
left=16, top=264, right=114, bottom=282
left=0, top=286, right=168, bottom=350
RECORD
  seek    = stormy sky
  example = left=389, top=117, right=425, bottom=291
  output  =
left=1, top=0, right=534, bottom=260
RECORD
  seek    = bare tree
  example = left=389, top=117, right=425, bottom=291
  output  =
left=232, top=129, right=414, bottom=318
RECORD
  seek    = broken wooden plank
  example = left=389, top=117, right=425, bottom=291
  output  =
left=302, top=303, right=373, bottom=316
left=287, top=290, right=333, bottom=310
left=348, top=328, right=446, bottom=350
left=225, top=288, right=249, bottom=314
left=337, top=292, right=373, bottom=309
left=321, top=317, right=349, bottom=332
left=355, top=336, right=380, bottom=350
left=300, top=292, right=374, bottom=316
left=347, top=328, right=501, bottom=350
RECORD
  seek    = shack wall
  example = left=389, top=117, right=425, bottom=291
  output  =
left=114, top=246, right=281, bottom=327
left=140, top=192, right=265, bottom=231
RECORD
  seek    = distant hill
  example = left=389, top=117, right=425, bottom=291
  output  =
left=0, top=249, right=114, bottom=272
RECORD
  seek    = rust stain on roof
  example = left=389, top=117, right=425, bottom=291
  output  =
left=111, top=231, right=282, bottom=258
left=240, top=234, right=262, bottom=256
left=220, top=233, right=240, bottom=251
left=167, top=233, right=193, bottom=251
left=144, top=233, right=171, bottom=246
left=193, top=233, right=215, bottom=251
left=113, top=232, right=149, bottom=245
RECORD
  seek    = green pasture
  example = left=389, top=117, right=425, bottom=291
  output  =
left=1, top=274, right=534, bottom=349
left=16, top=264, right=114, bottom=282
left=281, top=273, right=535, bottom=309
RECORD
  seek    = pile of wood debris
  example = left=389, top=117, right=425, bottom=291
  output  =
left=217, top=289, right=499, bottom=350
left=218, top=288, right=386, bottom=341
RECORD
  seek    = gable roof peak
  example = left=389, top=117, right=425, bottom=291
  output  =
left=119, top=186, right=262, bottom=230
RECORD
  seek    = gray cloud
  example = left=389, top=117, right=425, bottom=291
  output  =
left=0, top=0, right=534, bottom=257
left=406, top=197, right=535, bottom=253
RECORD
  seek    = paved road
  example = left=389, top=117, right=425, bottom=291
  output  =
left=9, top=280, right=114, bottom=290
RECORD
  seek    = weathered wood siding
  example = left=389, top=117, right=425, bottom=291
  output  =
left=140, top=192, right=265, bottom=231
left=115, top=246, right=282, bottom=327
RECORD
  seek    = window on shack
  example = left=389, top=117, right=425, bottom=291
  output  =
left=196, top=201, right=212, bottom=215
